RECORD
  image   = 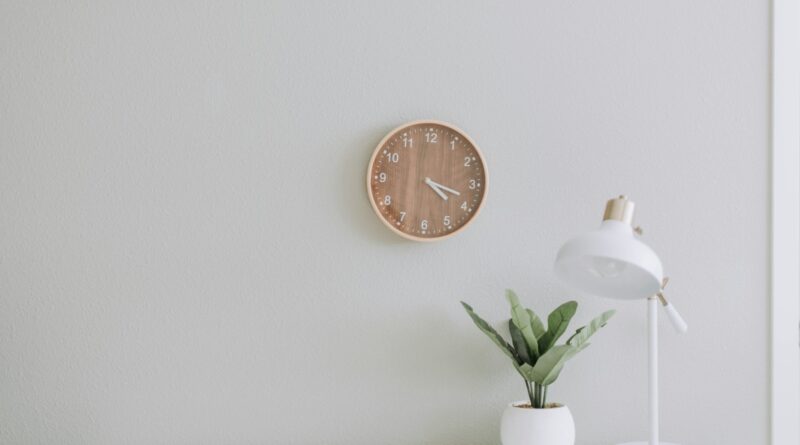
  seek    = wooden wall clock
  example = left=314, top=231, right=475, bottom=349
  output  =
left=366, top=120, right=488, bottom=241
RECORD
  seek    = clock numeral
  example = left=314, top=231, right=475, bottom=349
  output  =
left=449, top=139, right=455, bottom=150
left=378, top=172, right=387, bottom=183
left=425, top=132, right=438, bottom=143
left=403, top=137, right=413, bottom=148
left=387, top=152, right=399, bottom=163
left=464, top=157, right=471, bottom=167
left=468, top=179, right=477, bottom=189
left=443, top=215, right=451, bottom=226
left=384, top=195, right=391, bottom=205
left=420, top=220, right=428, bottom=230
left=399, top=211, right=406, bottom=222
left=460, top=201, right=468, bottom=211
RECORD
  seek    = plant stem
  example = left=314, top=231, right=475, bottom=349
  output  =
left=533, top=383, right=542, bottom=408
left=541, top=385, right=548, bottom=407
left=525, top=380, right=535, bottom=407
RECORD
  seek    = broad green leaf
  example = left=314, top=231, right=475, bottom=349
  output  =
left=526, top=309, right=546, bottom=339
left=566, top=326, right=585, bottom=345
left=518, top=363, right=536, bottom=382
left=509, top=320, right=533, bottom=365
left=461, top=302, right=521, bottom=365
left=567, top=310, right=616, bottom=347
left=510, top=361, right=528, bottom=381
left=506, top=290, right=539, bottom=358
left=538, top=301, right=578, bottom=353
left=531, top=344, right=579, bottom=386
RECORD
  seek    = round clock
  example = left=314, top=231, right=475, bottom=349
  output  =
left=366, top=120, right=488, bottom=241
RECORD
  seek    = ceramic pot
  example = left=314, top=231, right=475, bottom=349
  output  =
left=500, top=401, right=575, bottom=445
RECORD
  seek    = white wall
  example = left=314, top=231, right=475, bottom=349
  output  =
left=0, top=2, right=769, bottom=444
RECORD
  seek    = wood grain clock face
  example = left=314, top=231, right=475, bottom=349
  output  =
left=366, top=120, right=488, bottom=241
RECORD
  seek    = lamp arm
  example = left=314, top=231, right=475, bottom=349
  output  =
left=657, top=294, right=688, bottom=333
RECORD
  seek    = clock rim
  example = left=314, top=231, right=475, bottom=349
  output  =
left=365, top=119, right=489, bottom=242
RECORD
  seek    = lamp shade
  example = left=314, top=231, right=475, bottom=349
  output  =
left=554, top=219, right=663, bottom=300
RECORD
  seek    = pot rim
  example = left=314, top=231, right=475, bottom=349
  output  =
left=508, top=400, right=568, bottom=410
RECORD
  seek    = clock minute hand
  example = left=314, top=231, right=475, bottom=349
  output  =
left=424, top=177, right=449, bottom=201
left=426, top=178, right=461, bottom=196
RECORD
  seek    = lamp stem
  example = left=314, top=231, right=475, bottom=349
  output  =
left=648, top=296, right=659, bottom=445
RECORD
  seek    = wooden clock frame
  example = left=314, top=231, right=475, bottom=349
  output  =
left=365, top=120, right=488, bottom=242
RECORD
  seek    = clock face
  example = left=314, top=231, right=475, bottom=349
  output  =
left=366, top=120, right=487, bottom=241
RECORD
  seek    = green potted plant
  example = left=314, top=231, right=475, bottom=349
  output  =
left=462, top=290, right=615, bottom=445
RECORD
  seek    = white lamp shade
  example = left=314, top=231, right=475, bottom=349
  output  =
left=554, top=220, right=663, bottom=300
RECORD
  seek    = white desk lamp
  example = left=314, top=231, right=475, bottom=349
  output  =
left=554, top=196, right=687, bottom=445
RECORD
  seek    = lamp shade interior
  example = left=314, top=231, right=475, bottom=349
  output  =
left=554, top=220, right=663, bottom=300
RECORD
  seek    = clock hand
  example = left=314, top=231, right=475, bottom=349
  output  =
left=426, top=178, right=461, bottom=196
left=425, top=177, right=449, bottom=200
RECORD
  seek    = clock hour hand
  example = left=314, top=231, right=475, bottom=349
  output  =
left=425, top=177, right=449, bottom=200
left=425, top=178, right=461, bottom=196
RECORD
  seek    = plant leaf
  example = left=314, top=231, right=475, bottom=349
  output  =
left=531, top=344, right=579, bottom=386
left=509, top=320, right=533, bottom=365
left=565, top=326, right=585, bottom=345
left=461, top=301, right=521, bottom=365
left=518, top=363, right=536, bottom=382
left=567, top=310, right=616, bottom=347
left=505, top=290, right=540, bottom=359
left=538, top=301, right=578, bottom=353
left=526, top=309, right=546, bottom=339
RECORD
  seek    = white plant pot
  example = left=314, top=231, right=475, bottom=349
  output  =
left=500, top=401, right=575, bottom=445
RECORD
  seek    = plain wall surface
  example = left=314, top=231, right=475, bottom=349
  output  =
left=0, top=1, right=769, bottom=444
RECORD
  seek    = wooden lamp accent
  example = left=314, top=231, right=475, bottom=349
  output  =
left=366, top=120, right=488, bottom=241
